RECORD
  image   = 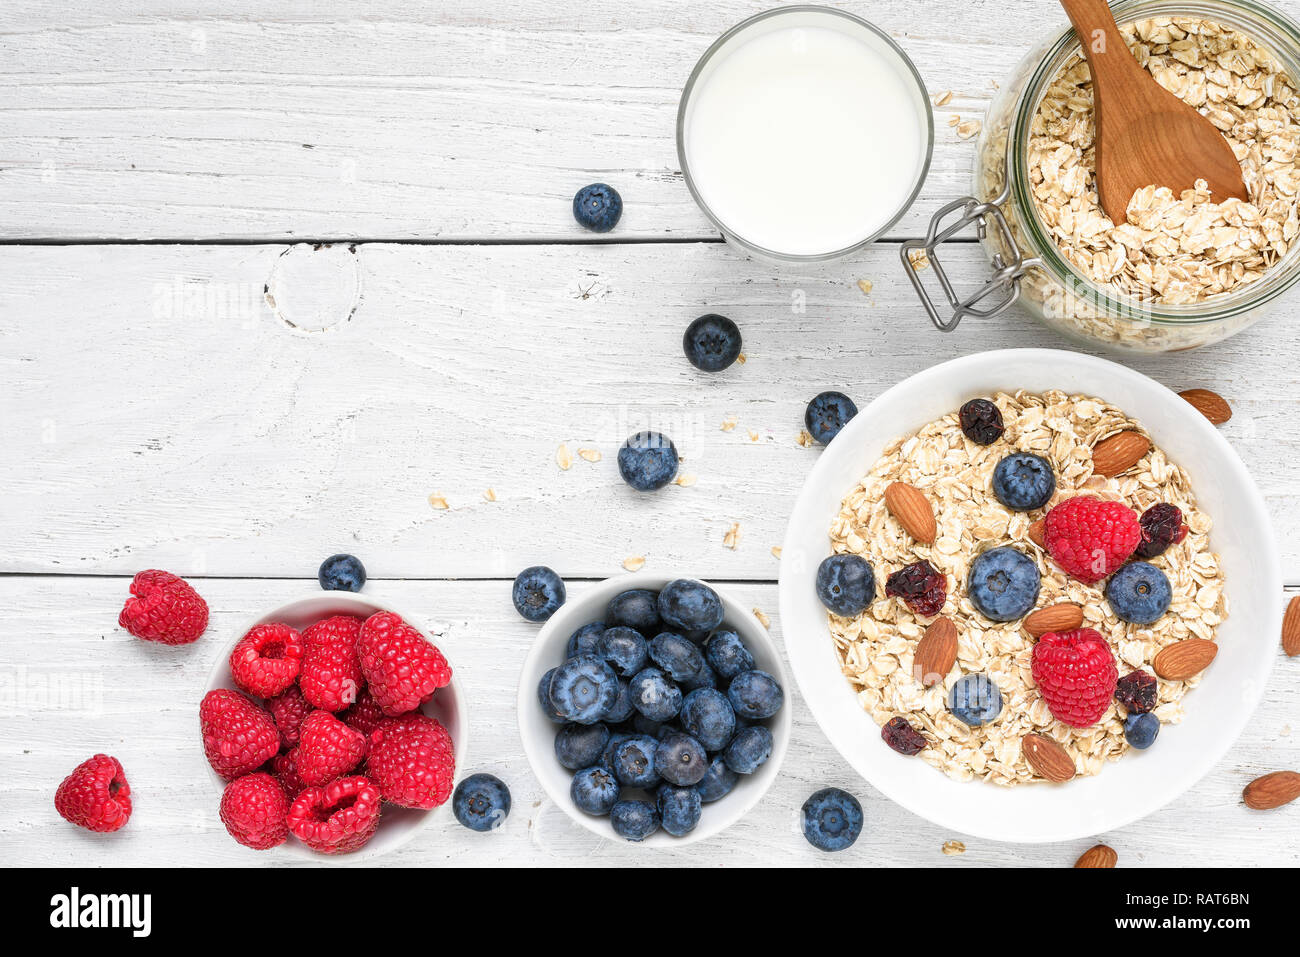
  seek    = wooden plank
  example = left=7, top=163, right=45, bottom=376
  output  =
left=2, top=576, right=1296, bottom=867
left=0, top=0, right=1103, bottom=240
left=3, top=241, right=1298, bottom=580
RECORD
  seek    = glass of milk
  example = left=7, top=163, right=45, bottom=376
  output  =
left=677, top=6, right=934, bottom=263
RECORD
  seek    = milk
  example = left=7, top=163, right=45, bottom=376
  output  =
left=682, top=16, right=929, bottom=258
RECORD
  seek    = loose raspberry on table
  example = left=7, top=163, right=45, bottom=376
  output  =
left=199, top=689, right=280, bottom=781
left=341, top=687, right=388, bottom=737
left=55, top=754, right=132, bottom=833
left=366, top=712, right=456, bottom=809
left=1031, top=628, right=1119, bottom=728
left=287, top=775, right=382, bottom=854
left=1043, top=497, right=1140, bottom=584
left=229, top=622, right=304, bottom=698
left=219, top=772, right=289, bottom=850
left=1114, top=670, right=1159, bottom=714
left=356, top=612, right=452, bottom=716
left=296, top=710, right=368, bottom=787
left=118, top=569, right=208, bottom=645
left=884, top=560, right=948, bottom=617
left=267, top=685, right=309, bottom=749
left=299, top=615, right=365, bottom=711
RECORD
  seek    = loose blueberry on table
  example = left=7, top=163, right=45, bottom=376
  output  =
left=513, top=565, right=566, bottom=622
left=683, top=313, right=743, bottom=372
left=572, top=183, right=623, bottom=233
left=617, top=431, right=680, bottom=491
left=801, top=787, right=863, bottom=852
left=318, top=553, right=366, bottom=592
left=805, top=390, right=858, bottom=445
left=452, top=773, right=512, bottom=832
left=534, top=579, right=784, bottom=840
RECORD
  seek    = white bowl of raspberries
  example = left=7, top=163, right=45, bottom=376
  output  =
left=200, top=593, right=467, bottom=859
left=517, top=573, right=792, bottom=846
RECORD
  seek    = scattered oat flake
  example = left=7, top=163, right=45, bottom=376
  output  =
left=771, top=546, right=782, bottom=559
left=752, top=608, right=771, bottom=629
left=908, top=249, right=930, bottom=270
left=857, top=279, right=873, bottom=295
left=956, top=119, right=981, bottom=139
left=555, top=443, right=573, bottom=471
left=736, top=353, right=747, bottom=365
left=723, top=522, right=742, bottom=550
left=427, top=493, right=449, bottom=510
left=721, top=417, right=738, bottom=432
left=933, top=90, right=953, bottom=107
left=948, top=114, right=961, bottom=127
left=796, top=429, right=815, bottom=448
left=577, top=448, right=602, bottom=463
left=675, top=474, right=697, bottom=487
left=623, top=555, right=646, bottom=572
left=942, top=840, right=966, bottom=856
left=747, top=430, right=760, bottom=442
left=483, top=488, right=497, bottom=502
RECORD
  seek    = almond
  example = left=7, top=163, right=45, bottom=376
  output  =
left=884, top=482, right=937, bottom=545
left=1152, top=638, right=1218, bottom=680
left=1023, top=603, right=1084, bottom=638
left=913, top=616, right=957, bottom=687
left=1283, top=595, right=1300, bottom=658
left=1074, top=844, right=1118, bottom=868
left=1027, top=519, right=1046, bottom=548
left=1243, top=771, right=1300, bottom=810
left=1179, top=388, right=1232, bottom=425
left=1022, top=734, right=1076, bottom=783
left=1091, top=431, right=1151, bottom=478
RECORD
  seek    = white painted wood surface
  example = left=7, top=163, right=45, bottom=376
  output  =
left=1, top=0, right=1298, bottom=867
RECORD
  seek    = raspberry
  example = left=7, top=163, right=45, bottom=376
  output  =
left=366, top=712, right=456, bottom=809
left=287, top=775, right=382, bottom=854
left=267, top=685, right=309, bottom=749
left=357, top=612, right=453, bottom=716
left=1135, top=503, right=1189, bottom=559
left=1115, top=670, right=1159, bottom=714
left=219, top=772, right=289, bottom=850
left=299, top=615, right=365, bottom=711
left=118, top=570, right=208, bottom=645
left=55, top=754, right=132, bottom=832
left=1031, top=628, right=1119, bottom=728
left=341, top=687, right=387, bottom=737
left=884, top=560, right=948, bottom=617
left=273, top=748, right=307, bottom=798
left=296, top=710, right=368, bottom=787
left=229, top=623, right=304, bottom=698
left=200, top=689, right=280, bottom=781
left=1043, top=497, right=1141, bottom=584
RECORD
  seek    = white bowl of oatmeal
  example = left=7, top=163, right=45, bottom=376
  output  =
left=777, top=348, right=1281, bottom=843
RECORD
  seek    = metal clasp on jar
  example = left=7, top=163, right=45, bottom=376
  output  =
left=901, top=186, right=1042, bottom=332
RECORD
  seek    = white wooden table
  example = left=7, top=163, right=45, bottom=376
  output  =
left=1, top=0, right=1297, bottom=867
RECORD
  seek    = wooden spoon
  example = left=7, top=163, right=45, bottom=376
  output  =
left=1059, top=0, right=1248, bottom=223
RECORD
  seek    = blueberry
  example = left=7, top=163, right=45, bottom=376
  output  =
left=632, top=713, right=664, bottom=738
left=573, top=183, right=623, bottom=233
left=604, top=680, right=635, bottom=724
left=992, top=453, right=1056, bottom=511
left=571, top=766, right=621, bottom=816
left=628, top=667, right=683, bottom=722
left=1106, top=562, right=1172, bottom=625
left=655, top=732, right=709, bottom=786
left=548, top=654, right=620, bottom=724
left=597, top=626, right=649, bottom=677
left=452, top=773, right=511, bottom=832
left=611, top=735, right=661, bottom=788
left=727, top=670, right=784, bottom=720
left=318, top=553, right=365, bottom=592
left=723, top=725, right=773, bottom=774
left=805, top=391, right=858, bottom=445
left=649, top=632, right=707, bottom=684
left=567, top=621, right=606, bottom=658
left=697, top=754, right=739, bottom=803
left=679, top=688, right=736, bottom=751
left=656, top=784, right=703, bottom=837
left=617, top=432, right=679, bottom=492
left=967, top=547, right=1041, bottom=622
left=815, top=554, right=877, bottom=616
left=683, top=314, right=742, bottom=372
left=1124, top=712, right=1160, bottom=750
left=537, top=668, right=566, bottom=724
left=705, top=629, right=755, bottom=681
left=599, top=732, right=632, bottom=772
left=658, top=579, right=725, bottom=634
left=513, top=566, right=566, bottom=622
left=681, top=662, right=718, bottom=691
left=554, top=722, right=610, bottom=770
left=606, top=588, right=660, bottom=633
left=609, top=799, right=659, bottom=842
left=801, top=787, right=863, bottom=852
left=947, top=674, right=1003, bottom=726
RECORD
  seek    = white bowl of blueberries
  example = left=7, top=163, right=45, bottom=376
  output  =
left=516, top=572, right=791, bottom=845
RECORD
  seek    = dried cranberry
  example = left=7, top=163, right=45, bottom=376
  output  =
left=1135, top=503, right=1188, bottom=559
left=885, top=560, right=948, bottom=617
left=881, top=716, right=927, bottom=755
left=1114, top=670, right=1158, bottom=714
left=959, top=398, right=1005, bottom=446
